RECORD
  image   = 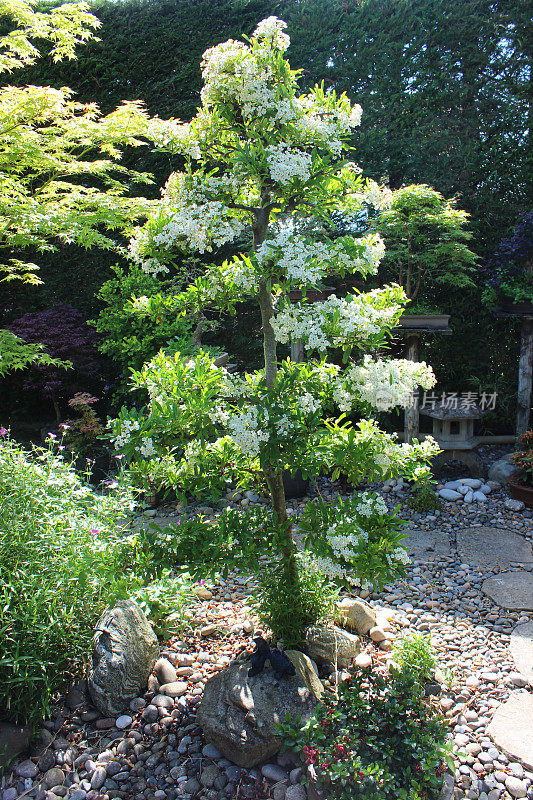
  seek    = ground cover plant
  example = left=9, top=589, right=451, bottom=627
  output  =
left=111, top=18, right=441, bottom=638
left=280, top=665, right=451, bottom=800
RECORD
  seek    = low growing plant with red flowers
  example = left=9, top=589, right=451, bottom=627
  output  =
left=510, top=431, right=533, bottom=487
left=279, top=667, right=452, bottom=800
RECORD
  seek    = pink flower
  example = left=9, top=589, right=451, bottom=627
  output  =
left=89, top=529, right=99, bottom=535
left=0, top=427, right=8, bottom=436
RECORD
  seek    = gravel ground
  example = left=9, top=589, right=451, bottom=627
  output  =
left=3, top=461, right=533, bottom=800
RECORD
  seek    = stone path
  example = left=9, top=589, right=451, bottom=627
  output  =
left=403, top=527, right=451, bottom=559
left=3, top=476, right=533, bottom=800
left=457, top=527, right=533, bottom=573
left=487, top=693, right=533, bottom=771
left=510, top=622, right=533, bottom=687
left=482, top=573, right=533, bottom=612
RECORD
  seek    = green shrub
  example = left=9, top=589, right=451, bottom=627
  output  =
left=250, top=558, right=339, bottom=649
left=407, top=483, right=442, bottom=513
left=281, top=668, right=452, bottom=800
left=0, top=434, right=182, bottom=725
left=393, top=633, right=436, bottom=684
left=91, top=263, right=198, bottom=401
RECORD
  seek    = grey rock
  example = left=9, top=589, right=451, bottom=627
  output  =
left=505, top=498, right=526, bottom=512
left=305, top=625, right=361, bottom=667
left=14, top=758, right=38, bottom=778
left=154, top=659, right=177, bottom=685
left=261, top=764, right=288, bottom=782
left=44, top=768, right=65, bottom=788
left=202, top=744, right=222, bottom=759
left=90, top=767, right=107, bottom=790
left=183, top=778, right=201, bottom=793
left=336, top=597, right=377, bottom=635
left=200, top=764, right=220, bottom=788
left=285, top=651, right=323, bottom=699
left=438, top=488, right=461, bottom=501
left=198, top=659, right=320, bottom=768
left=285, top=786, right=307, bottom=800
left=505, top=776, right=527, bottom=798
left=0, top=723, right=32, bottom=768
left=457, top=527, right=533, bottom=573
left=473, top=491, right=488, bottom=502
left=88, top=600, right=159, bottom=716
left=510, top=622, right=533, bottom=686
left=488, top=457, right=517, bottom=484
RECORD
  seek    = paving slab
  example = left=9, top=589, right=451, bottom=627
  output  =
left=402, top=528, right=450, bottom=559
left=510, top=622, right=533, bottom=687
left=487, top=692, right=533, bottom=770
left=482, top=572, right=533, bottom=611
left=456, top=526, right=533, bottom=572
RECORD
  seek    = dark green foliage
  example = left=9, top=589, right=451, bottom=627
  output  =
left=251, top=560, right=339, bottom=648
left=91, top=263, right=197, bottom=400
left=3, top=0, right=529, bottom=428
left=407, top=483, right=442, bottom=512
left=281, top=667, right=452, bottom=799
left=0, top=437, right=134, bottom=724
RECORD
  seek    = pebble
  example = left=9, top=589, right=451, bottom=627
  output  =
left=5, top=462, right=532, bottom=800
left=14, top=760, right=38, bottom=778
left=261, top=764, right=289, bottom=782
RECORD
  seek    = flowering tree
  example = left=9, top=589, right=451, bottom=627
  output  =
left=116, top=18, right=438, bottom=606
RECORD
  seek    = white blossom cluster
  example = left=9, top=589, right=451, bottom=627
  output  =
left=203, top=259, right=258, bottom=300
left=138, top=437, right=157, bottom=458
left=272, top=287, right=404, bottom=351
left=147, top=119, right=201, bottom=159
left=112, top=418, right=140, bottom=449
left=226, top=405, right=269, bottom=458
left=291, top=95, right=363, bottom=155
left=353, top=491, right=388, bottom=517
left=337, top=355, right=436, bottom=412
left=265, top=143, right=313, bottom=185
left=253, top=16, right=291, bottom=51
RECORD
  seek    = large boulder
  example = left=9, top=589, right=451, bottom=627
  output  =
left=88, top=600, right=159, bottom=716
left=198, top=657, right=320, bottom=768
left=305, top=624, right=361, bottom=668
left=488, top=456, right=517, bottom=485
left=336, top=597, right=377, bottom=636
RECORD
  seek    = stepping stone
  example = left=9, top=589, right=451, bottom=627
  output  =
left=487, top=692, right=533, bottom=770
left=457, top=526, right=533, bottom=572
left=482, top=572, right=533, bottom=611
left=510, top=622, right=533, bottom=686
left=402, top=528, right=450, bottom=559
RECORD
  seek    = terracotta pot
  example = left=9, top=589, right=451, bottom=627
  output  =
left=509, top=478, right=533, bottom=508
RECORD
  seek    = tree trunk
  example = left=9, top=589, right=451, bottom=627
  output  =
left=253, top=203, right=299, bottom=586
left=516, top=316, right=533, bottom=437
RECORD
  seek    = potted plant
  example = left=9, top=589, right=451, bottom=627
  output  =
left=509, top=430, right=533, bottom=508
left=370, top=184, right=477, bottom=326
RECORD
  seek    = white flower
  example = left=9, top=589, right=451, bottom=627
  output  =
left=265, top=144, right=313, bottom=185
left=253, top=16, right=290, bottom=51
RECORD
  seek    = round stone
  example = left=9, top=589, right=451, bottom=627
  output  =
left=115, top=715, right=132, bottom=729
left=14, top=760, right=38, bottom=779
